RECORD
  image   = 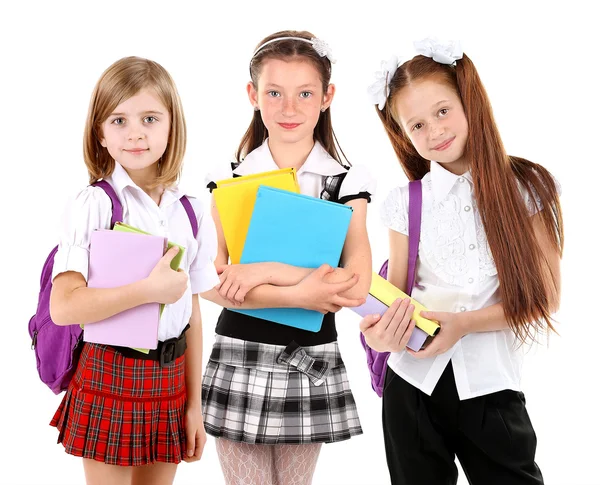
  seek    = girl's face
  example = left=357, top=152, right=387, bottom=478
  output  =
left=248, top=58, right=334, bottom=146
left=100, top=88, right=170, bottom=173
left=394, top=78, right=469, bottom=174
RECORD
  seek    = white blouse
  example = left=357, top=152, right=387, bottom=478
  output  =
left=207, top=139, right=376, bottom=201
left=381, top=161, right=558, bottom=400
left=52, top=162, right=220, bottom=340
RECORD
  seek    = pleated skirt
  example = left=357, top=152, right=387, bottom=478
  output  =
left=50, top=342, right=187, bottom=466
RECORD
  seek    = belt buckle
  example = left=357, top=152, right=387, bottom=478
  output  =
left=159, top=339, right=177, bottom=368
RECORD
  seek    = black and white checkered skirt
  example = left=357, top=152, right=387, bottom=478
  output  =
left=201, top=335, right=362, bottom=444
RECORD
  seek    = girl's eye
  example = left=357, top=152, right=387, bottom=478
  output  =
left=267, top=91, right=281, bottom=97
left=439, top=108, right=449, bottom=116
left=412, top=123, right=423, bottom=131
left=112, top=118, right=125, bottom=125
left=300, top=91, right=312, bottom=99
left=144, top=116, right=157, bottom=123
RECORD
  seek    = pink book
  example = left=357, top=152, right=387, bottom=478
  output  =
left=83, top=230, right=166, bottom=349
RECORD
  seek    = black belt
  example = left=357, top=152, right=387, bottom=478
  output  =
left=110, top=324, right=189, bottom=367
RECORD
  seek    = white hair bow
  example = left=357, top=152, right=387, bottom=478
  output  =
left=310, top=37, right=336, bottom=64
left=413, top=37, right=463, bottom=65
left=367, top=38, right=463, bottom=110
left=367, top=55, right=403, bottom=111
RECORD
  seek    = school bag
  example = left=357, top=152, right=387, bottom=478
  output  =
left=29, top=180, right=199, bottom=394
left=360, top=179, right=422, bottom=397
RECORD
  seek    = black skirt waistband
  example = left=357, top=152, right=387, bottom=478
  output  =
left=110, top=324, right=190, bottom=367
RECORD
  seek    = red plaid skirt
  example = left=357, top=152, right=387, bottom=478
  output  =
left=50, top=342, right=187, bottom=466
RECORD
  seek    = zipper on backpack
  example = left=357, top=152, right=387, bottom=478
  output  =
left=31, top=330, right=37, bottom=350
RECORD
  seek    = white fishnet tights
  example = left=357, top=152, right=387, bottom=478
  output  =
left=215, top=438, right=322, bottom=485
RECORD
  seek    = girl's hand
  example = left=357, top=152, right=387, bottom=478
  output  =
left=295, top=264, right=365, bottom=313
left=183, top=402, right=206, bottom=463
left=216, top=263, right=269, bottom=305
left=359, top=298, right=417, bottom=352
left=145, top=246, right=188, bottom=304
left=407, top=311, right=467, bottom=359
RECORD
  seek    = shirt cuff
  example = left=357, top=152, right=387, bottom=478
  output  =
left=52, top=245, right=90, bottom=282
left=190, top=264, right=220, bottom=294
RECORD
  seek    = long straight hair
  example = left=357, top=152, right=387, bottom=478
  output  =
left=236, top=30, right=347, bottom=165
left=377, top=54, right=563, bottom=343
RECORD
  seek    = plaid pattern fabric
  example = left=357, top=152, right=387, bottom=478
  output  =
left=50, top=342, right=187, bottom=466
left=320, top=172, right=348, bottom=201
left=202, top=336, right=362, bottom=444
left=276, top=340, right=333, bottom=386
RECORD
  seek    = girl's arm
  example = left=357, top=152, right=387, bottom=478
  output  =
left=329, top=198, right=373, bottom=300
left=50, top=246, right=187, bottom=326
left=209, top=194, right=311, bottom=287
left=203, top=265, right=363, bottom=313
left=212, top=199, right=373, bottom=304
left=218, top=198, right=374, bottom=298
left=184, top=294, right=203, bottom=407
left=182, top=293, right=207, bottom=462
left=200, top=195, right=309, bottom=308
left=387, top=229, right=410, bottom=291
left=201, top=195, right=364, bottom=312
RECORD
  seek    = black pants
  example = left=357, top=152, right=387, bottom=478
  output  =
left=382, top=363, right=543, bottom=485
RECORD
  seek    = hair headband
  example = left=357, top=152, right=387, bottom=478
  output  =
left=368, top=37, right=463, bottom=110
left=251, top=36, right=336, bottom=64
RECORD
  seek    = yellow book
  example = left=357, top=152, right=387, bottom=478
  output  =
left=369, top=273, right=440, bottom=337
left=213, top=168, right=300, bottom=264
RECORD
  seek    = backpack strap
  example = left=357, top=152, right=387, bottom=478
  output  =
left=92, top=180, right=198, bottom=238
left=92, top=180, right=122, bottom=228
left=406, top=180, right=422, bottom=295
left=179, top=196, right=198, bottom=238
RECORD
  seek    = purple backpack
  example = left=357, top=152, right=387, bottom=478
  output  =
left=29, top=180, right=199, bottom=394
left=360, top=179, right=422, bottom=397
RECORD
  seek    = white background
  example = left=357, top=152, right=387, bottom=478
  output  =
left=0, top=1, right=597, bottom=484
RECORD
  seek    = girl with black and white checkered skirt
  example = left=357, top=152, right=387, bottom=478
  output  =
left=200, top=30, right=375, bottom=485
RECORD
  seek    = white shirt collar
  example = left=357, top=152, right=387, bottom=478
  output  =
left=233, top=139, right=347, bottom=177
left=108, top=161, right=184, bottom=207
left=430, top=160, right=473, bottom=203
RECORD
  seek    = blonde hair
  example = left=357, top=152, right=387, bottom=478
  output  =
left=83, top=56, right=186, bottom=188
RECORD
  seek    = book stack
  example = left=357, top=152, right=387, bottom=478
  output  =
left=214, top=168, right=300, bottom=264
left=213, top=168, right=353, bottom=332
left=83, top=225, right=185, bottom=350
left=351, top=273, right=440, bottom=351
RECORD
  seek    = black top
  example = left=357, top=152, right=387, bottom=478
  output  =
left=215, top=309, right=337, bottom=346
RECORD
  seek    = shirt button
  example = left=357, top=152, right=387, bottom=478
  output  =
left=460, top=306, right=467, bottom=312
left=469, top=244, right=476, bottom=250
left=464, top=206, right=471, bottom=212
left=458, top=177, right=465, bottom=183
left=468, top=278, right=474, bottom=283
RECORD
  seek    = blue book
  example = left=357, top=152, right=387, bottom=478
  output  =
left=232, top=185, right=353, bottom=332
